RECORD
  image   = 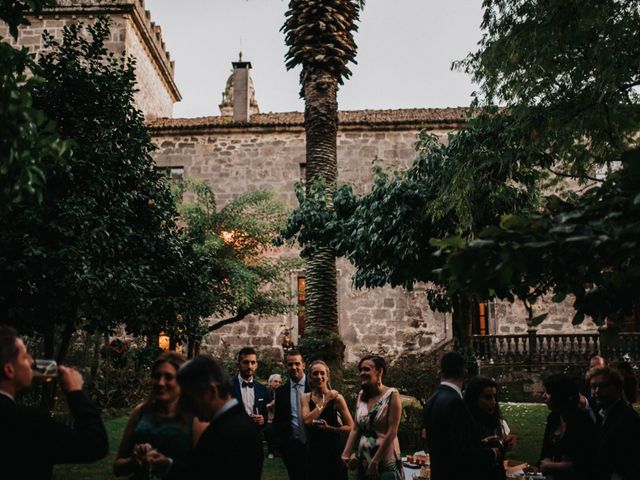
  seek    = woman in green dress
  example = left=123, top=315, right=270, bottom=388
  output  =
left=114, top=351, right=207, bottom=480
left=342, top=355, right=404, bottom=480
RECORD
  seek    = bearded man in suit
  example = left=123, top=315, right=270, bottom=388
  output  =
left=177, top=354, right=263, bottom=480
left=231, top=347, right=268, bottom=426
left=273, top=349, right=309, bottom=480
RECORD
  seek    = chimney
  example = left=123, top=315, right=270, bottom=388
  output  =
left=231, top=52, right=252, bottom=122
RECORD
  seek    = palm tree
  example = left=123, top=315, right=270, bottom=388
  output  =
left=282, top=0, right=364, bottom=370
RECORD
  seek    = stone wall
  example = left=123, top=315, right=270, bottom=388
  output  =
left=0, top=0, right=179, bottom=118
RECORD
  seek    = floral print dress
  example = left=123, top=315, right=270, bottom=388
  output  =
left=356, top=387, right=404, bottom=480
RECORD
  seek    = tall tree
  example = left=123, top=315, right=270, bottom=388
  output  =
left=281, top=0, right=364, bottom=368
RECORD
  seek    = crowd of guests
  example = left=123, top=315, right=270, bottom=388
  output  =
left=1, top=323, right=639, bottom=480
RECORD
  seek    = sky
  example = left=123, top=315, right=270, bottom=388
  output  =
left=145, top=0, right=485, bottom=118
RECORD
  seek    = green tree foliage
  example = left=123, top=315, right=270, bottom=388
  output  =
left=174, top=180, right=297, bottom=352
left=0, top=0, right=67, bottom=211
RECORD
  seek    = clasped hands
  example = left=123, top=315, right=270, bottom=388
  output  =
left=132, top=443, right=171, bottom=476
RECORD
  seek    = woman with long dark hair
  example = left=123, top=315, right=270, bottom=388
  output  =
left=341, top=355, right=404, bottom=480
left=114, top=351, right=207, bottom=480
left=538, top=373, right=596, bottom=480
left=464, top=376, right=514, bottom=480
left=300, top=360, right=353, bottom=480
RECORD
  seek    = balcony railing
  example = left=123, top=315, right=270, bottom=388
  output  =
left=471, top=331, right=640, bottom=365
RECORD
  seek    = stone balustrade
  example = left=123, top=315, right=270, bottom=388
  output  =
left=471, top=331, right=640, bottom=365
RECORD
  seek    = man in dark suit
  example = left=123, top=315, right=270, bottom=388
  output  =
left=231, top=346, right=268, bottom=426
left=273, top=348, right=309, bottom=480
left=423, top=351, right=497, bottom=480
left=0, top=325, right=108, bottom=479
left=177, top=354, right=263, bottom=480
left=590, top=366, right=640, bottom=480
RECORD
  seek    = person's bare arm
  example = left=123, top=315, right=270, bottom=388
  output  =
left=113, top=404, right=144, bottom=476
left=341, top=391, right=361, bottom=465
left=332, top=393, right=353, bottom=434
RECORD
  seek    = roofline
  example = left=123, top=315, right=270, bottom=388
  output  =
left=37, top=1, right=181, bottom=102
left=148, top=108, right=470, bottom=135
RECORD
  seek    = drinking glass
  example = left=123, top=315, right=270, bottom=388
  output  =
left=33, top=359, right=58, bottom=381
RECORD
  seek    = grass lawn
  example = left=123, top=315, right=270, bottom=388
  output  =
left=54, top=403, right=550, bottom=479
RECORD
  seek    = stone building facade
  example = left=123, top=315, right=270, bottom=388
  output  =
left=5, top=1, right=601, bottom=362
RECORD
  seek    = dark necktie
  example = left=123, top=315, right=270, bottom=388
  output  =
left=242, top=381, right=254, bottom=388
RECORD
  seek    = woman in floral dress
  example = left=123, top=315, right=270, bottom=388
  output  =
left=342, top=355, right=404, bottom=479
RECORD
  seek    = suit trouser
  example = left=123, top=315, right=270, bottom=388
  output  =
left=281, top=438, right=307, bottom=480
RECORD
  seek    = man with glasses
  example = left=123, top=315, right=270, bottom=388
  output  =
left=0, top=325, right=108, bottom=479
left=590, top=367, right=640, bottom=480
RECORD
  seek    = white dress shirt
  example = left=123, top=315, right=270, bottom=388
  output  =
left=238, top=374, right=256, bottom=415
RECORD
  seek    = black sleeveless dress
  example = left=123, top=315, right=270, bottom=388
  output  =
left=306, top=398, right=348, bottom=480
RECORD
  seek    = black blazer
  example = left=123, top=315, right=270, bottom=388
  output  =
left=595, top=399, right=640, bottom=480
left=423, top=384, right=495, bottom=480
left=189, top=401, right=263, bottom=480
left=272, top=377, right=310, bottom=445
left=539, top=408, right=596, bottom=480
left=0, top=391, right=108, bottom=480
left=231, top=375, right=269, bottom=423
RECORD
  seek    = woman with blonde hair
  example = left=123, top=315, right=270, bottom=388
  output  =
left=300, top=359, right=353, bottom=480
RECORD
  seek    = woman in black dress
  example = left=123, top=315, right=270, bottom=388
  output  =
left=300, top=360, right=354, bottom=480
left=464, top=376, right=515, bottom=480
left=539, top=373, right=596, bottom=480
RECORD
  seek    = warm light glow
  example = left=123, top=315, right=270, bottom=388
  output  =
left=158, top=333, right=170, bottom=351
left=220, top=230, right=236, bottom=244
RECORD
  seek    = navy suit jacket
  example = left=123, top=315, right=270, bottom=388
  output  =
left=231, top=375, right=269, bottom=424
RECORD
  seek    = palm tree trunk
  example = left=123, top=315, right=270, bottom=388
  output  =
left=301, top=71, right=344, bottom=371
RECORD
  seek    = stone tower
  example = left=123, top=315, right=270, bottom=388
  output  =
left=219, top=53, right=260, bottom=121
